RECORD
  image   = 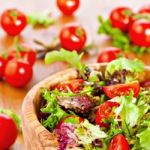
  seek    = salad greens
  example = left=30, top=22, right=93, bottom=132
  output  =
left=98, top=16, right=150, bottom=54
left=27, top=10, right=55, bottom=27
left=41, top=49, right=150, bottom=149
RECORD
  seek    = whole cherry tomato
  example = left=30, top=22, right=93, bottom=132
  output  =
left=1, top=9, right=27, bottom=36
left=55, top=79, right=84, bottom=93
left=110, top=7, right=133, bottom=32
left=129, top=19, right=150, bottom=47
left=4, top=59, right=33, bottom=87
left=57, top=0, right=80, bottom=15
left=8, top=45, right=36, bottom=66
left=108, top=134, right=130, bottom=150
left=59, top=25, right=87, bottom=52
left=0, top=114, right=18, bottom=150
left=0, top=55, right=7, bottom=79
left=95, top=101, right=120, bottom=128
left=139, top=4, right=150, bottom=13
left=97, top=47, right=122, bottom=63
left=103, top=81, right=140, bottom=98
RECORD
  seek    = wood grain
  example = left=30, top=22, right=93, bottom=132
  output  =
left=0, top=1, right=150, bottom=150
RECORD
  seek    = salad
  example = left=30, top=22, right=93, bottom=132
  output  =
left=38, top=49, right=150, bottom=150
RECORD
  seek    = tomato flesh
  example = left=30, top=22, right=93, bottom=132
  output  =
left=129, top=19, right=150, bottom=47
left=57, top=0, right=80, bottom=15
left=110, top=7, right=133, bottom=32
left=55, top=79, right=84, bottom=93
left=97, top=47, right=122, bottom=63
left=139, top=4, right=150, bottom=13
left=1, top=9, right=27, bottom=36
left=59, top=25, right=87, bottom=52
left=95, top=101, right=120, bottom=128
left=0, top=114, right=18, bottom=149
left=108, top=134, right=130, bottom=150
left=4, top=59, right=33, bottom=87
left=103, top=81, right=140, bottom=98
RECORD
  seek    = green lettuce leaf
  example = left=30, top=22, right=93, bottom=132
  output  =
left=45, top=48, right=87, bottom=79
left=106, top=58, right=144, bottom=76
left=75, top=120, right=107, bottom=145
left=27, top=10, right=55, bottom=27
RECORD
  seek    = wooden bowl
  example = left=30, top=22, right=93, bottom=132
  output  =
left=22, top=63, right=150, bottom=150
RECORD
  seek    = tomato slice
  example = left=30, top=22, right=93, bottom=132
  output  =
left=108, top=134, right=130, bottom=150
left=103, top=81, right=140, bottom=98
left=55, top=79, right=84, bottom=93
left=95, top=101, right=120, bottom=128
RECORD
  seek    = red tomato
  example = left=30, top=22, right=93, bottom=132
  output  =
left=139, top=4, right=150, bottom=13
left=129, top=19, right=150, bottom=47
left=59, top=25, right=87, bottom=52
left=55, top=115, right=83, bottom=129
left=57, top=0, right=80, bottom=15
left=1, top=9, right=27, bottom=36
left=0, top=114, right=18, bottom=149
left=97, top=47, right=122, bottom=63
left=108, top=134, right=130, bottom=150
left=55, top=79, right=84, bottom=93
left=0, top=56, right=7, bottom=79
left=95, top=101, right=120, bottom=128
left=8, top=45, right=36, bottom=66
left=110, top=7, right=133, bottom=32
left=103, top=81, right=140, bottom=98
left=4, top=59, right=33, bottom=87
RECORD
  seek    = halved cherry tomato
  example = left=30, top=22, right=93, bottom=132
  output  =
left=55, top=115, right=83, bottom=129
left=55, top=79, right=84, bottom=93
left=139, top=4, right=150, bottom=13
left=110, top=7, right=133, bottom=32
left=0, top=114, right=18, bottom=149
left=0, top=56, right=7, bottom=79
left=95, top=101, right=120, bottom=128
left=8, top=45, right=36, bottom=66
left=129, top=19, right=150, bottom=47
left=4, top=59, right=33, bottom=87
left=57, top=0, right=80, bottom=15
left=108, top=134, right=130, bottom=150
left=97, top=47, right=122, bottom=63
left=1, top=9, right=27, bottom=36
left=103, top=81, right=140, bottom=98
left=59, top=25, right=87, bottom=52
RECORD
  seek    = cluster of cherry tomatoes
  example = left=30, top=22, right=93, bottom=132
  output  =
left=97, top=5, right=150, bottom=63
left=0, top=45, right=36, bottom=87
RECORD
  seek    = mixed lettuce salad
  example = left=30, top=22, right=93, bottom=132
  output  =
left=38, top=49, right=150, bottom=150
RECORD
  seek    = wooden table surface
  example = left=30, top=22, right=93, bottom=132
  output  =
left=0, top=0, right=149, bottom=150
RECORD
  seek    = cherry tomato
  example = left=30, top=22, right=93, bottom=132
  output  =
left=0, top=114, right=18, bottom=149
left=108, top=134, right=130, bottom=150
left=59, top=25, right=87, bottom=52
left=8, top=45, right=36, bottom=66
left=55, top=115, right=83, bottom=129
left=103, top=81, right=140, bottom=98
left=57, top=0, right=80, bottom=15
left=95, top=101, right=120, bottom=128
left=97, top=47, right=122, bottom=63
left=139, top=4, right=150, bottom=13
left=1, top=9, right=27, bottom=36
left=0, top=56, right=7, bottom=79
left=55, top=79, right=84, bottom=93
left=110, top=7, right=133, bottom=32
left=129, top=19, right=150, bottom=47
left=4, top=59, right=33, bottom=87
